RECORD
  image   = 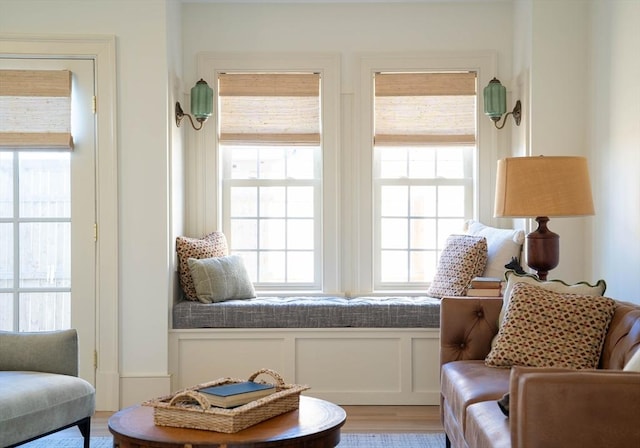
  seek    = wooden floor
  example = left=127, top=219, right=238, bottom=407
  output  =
left=42, top=405, right=443, bottom=441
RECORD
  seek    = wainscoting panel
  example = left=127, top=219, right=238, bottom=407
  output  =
left=169, top=328, right=441, bottom=405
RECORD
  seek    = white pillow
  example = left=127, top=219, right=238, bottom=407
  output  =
left=624, top=349, right=640, bottom=372
left=188, top=255, right=256, bottom=304
left=465, top=220, right=525, bottom=279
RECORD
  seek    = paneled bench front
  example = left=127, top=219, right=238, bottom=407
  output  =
left=169, top=296, right=442, bottom=405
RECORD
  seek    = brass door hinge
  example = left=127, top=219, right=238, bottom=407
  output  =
left=93, top=223, right=98, bottom=242
left=92, top=96, right=97, bottom=114
left=94, top=350, right=98, bottom=369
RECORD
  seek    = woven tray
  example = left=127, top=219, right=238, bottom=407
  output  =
left=142, top=368, right=309, bottom=433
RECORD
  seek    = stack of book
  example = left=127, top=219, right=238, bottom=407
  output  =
left=466, top=277, right=503, bottom=296
left=198, top=381, right=276, bottom=408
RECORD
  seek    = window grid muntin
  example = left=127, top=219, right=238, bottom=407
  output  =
left=0, top=152, right=71, bottom=331
left=374, top=145, right=474, bottom=290
left=221, top=145, right=322, bottom=290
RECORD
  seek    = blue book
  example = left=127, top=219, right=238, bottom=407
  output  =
left=198, top=381, right=276, bottom=408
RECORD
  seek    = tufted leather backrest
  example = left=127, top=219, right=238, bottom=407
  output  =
left=600, top=300, right=640, bottom=369
left=440, top=296, right=640, bottom=371
left=439, top=297, right=503, bottom=367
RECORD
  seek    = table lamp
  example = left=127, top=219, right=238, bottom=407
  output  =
left=494, top=156, right=595, bottom=280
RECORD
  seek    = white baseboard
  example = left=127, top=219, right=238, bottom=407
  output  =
left=95, top=370, right=120, bottom=411
left=119, top=374, right=172, bottom=408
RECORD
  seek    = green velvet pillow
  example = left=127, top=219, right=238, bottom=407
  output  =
left=188, top=255, right=256, bottom=304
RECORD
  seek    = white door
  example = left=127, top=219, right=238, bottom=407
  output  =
left=0, top=58, right=96, bottom=383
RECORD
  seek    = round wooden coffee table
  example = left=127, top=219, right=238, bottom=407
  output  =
left=109, top=395, right=346, bottom=448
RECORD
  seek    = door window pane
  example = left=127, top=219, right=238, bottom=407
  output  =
left=0, top=224, right=12, bottom=288
left=20, top=222, right=71, bottom=288
left=0, top=153, right=11, bottom=218
left=19, top=292, right=70, bottom=331
left=19, top=153, right=70, bottom=218
left=0, top=294, right=12, bottom=331
left=1, top=152, right=72, bottom=331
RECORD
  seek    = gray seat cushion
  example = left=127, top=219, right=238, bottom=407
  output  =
left=0, top=371, right=95, bottom=447
left=173, top=296, right=441, bottom=329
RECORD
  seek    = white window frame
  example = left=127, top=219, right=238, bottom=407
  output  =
left=355, top=53, right=500, bottom=294
left=192, top=53, right=341, bottom=294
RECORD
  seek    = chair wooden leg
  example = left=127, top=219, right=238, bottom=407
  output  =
left=77, top=417, right=91, bottom=448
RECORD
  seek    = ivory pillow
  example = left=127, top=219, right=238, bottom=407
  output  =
left=426, top=234, right=488, bottom=298
left=486, top=283, right=616, bottom=369
left=465, top=220, right=525, bottom=279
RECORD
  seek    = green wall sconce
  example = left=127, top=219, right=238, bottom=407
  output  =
left=175, top=78, right=213, bottom=131
left=483, top=77, right=521, bottom=129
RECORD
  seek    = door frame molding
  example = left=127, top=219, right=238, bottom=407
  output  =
left=0, top=34, right=119, bottom=411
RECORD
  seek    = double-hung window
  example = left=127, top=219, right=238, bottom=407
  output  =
left=218, top=73, right=322, bottom=291
left=373, top=72, right=477, bottom=290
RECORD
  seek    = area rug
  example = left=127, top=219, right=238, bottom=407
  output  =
left=339, top=432, right=446, bottom=447
left=20, top=433, right=446, bottom=447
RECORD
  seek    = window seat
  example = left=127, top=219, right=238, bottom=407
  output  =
left=172, top=295, right=441, bottom=329
left=169, top=295, right=442, bottom=406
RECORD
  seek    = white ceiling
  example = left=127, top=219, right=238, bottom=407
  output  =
left=184, top=0, right=507, bottom=4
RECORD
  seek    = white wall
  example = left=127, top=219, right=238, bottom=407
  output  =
left=588, top=0, right=640, bottom=303
left=512, top=0, right=640, bottom=300
left=181, top=1, right=516, bottom=279
left=0, top=0, right=175, bottom=408
left=528, top=0, right=591, bottom=284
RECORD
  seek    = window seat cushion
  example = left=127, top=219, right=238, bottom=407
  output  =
left=173, top=296, right=441, bottom=329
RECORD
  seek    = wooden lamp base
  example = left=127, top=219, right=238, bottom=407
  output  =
left=525, top=216, right=559, bottom=281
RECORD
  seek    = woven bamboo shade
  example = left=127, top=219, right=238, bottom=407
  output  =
left=219, top=73, right=320, bottom=146
left=0, top=70, right=73, bottom=150
left=374, top=72, right=476, bottom=146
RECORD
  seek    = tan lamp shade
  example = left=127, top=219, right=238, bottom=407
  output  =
left=494, top=156, right=595, bottom=218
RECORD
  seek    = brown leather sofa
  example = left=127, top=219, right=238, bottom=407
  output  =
left=439, top=296, right=640, bottom=448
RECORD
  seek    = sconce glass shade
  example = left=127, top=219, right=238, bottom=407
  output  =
left=483, top=77, right=506, bottom=120
left=190, top=79, right=213, bottom=123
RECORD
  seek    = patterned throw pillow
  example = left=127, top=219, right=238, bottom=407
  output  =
left=486, top=282, right=616, bottom=369
left=426, top=234, right=488, bottom=298
left=176, top=232, right=228, bottom=300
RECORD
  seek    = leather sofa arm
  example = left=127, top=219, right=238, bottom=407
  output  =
left=0, top=329, right=78, bottom=376
left=510, top=366, right=640, bottom=448
left=440, top=296, right=502, bottom=366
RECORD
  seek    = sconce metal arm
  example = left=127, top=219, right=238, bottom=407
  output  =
left=493, top=100, right=522, bottom=130
left=175, top=102, right=204, bottom=131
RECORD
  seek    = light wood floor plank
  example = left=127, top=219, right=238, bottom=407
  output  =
left=41, top=405, right=444, bottom=440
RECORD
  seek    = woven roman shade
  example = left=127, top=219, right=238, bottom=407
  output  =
left=0, top=70, right=74, bottom=150
left=218, top=73, right=320, bottom=146
left=374, top=72, right=477, bottom=146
